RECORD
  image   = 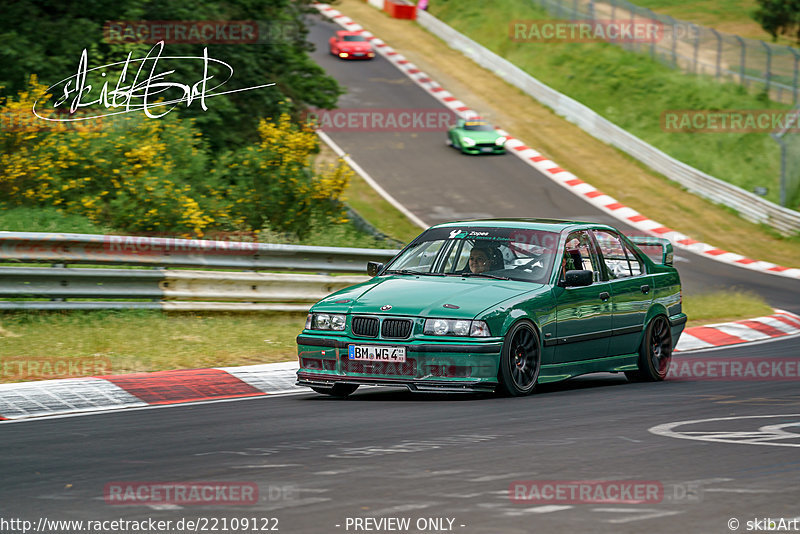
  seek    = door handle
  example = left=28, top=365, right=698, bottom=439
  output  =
left=599, top=291, right=610, bottom=301
left=640, top=284, right=650, bottom=294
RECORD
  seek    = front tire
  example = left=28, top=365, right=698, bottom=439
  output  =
left=497, top=321, right=541, bottom=396
left=626, top=315, right=672, bottom=382
left=311, top=384, right=359, bottom=397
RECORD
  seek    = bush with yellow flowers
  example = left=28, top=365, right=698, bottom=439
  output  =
left=216, top=113, right=352, bottom=239
left=0, top=78, right=352, bottom=239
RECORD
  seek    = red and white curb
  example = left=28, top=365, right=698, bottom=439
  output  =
left=675, top=309, right=800, bottom=352
left=314, top=3, right=800, bottom=280
left=0, top=362, right=304, bottom=422
left=1, top=310, right=798, bottom=421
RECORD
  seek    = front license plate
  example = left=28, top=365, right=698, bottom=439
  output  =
left=480, top=147, right=493, bottom=152
left=348, top=345, right=406, bottom=362
left=353, top=53, right=365, bottom=56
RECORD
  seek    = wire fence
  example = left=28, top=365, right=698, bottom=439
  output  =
left=771, top=108, right=800, bottom=208
left=531, top=0, right=800, bottom=104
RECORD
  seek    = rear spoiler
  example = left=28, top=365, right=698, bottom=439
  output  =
left=628, top=236, right=674, bottom=266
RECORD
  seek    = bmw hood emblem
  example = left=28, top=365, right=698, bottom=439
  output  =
left=380, top=304, right=392, bottom=311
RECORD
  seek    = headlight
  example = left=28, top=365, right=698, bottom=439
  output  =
left=495, top=136, right=507, bottom=146
left=424, top=318, right=491, bottom=337
left=331, top=314, right=346, bottom=330
left=461, top=137, right=475, bottom=146
left=309, top=313, right=347, bottom=331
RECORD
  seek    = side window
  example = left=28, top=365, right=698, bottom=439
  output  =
left=594, top=230, right=645, bottom=279
left=594, top=230, right=631, bottom=279
left=562, top=231, right=602, bottom=282
left=623, top=241, right=645, bottom=276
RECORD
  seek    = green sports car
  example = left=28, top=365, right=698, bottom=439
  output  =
left=447, top=118, right=506, bottom=155
left=296, top=219, right=686, bottom=397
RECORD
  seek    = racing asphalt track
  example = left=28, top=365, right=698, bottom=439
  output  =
left=2, top=13, right=800, bottom=534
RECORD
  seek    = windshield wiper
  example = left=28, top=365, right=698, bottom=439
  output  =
left=460, top=272, right=510, bottom=280
left=385, top=269, right=421, bottom=275
left=385, top=269, right=446, bottom=276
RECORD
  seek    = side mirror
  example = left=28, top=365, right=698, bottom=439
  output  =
left=564, top=269, right=593, bottom=287
left=367, top=261, right=384, bottom=277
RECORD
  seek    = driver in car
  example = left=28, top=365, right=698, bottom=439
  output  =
left=468, top=246, right=504, bottom=274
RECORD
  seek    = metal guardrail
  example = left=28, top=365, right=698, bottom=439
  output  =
left=416, top=10, right=800, bottom=235
left=0, top=232, right=400, bottom=311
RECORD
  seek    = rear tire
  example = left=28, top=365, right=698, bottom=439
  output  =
left=311, top=384, right=359, bottom=397
left=497, top=321, right=541, bottom=396
left=627, top=316, right=672, bottom=382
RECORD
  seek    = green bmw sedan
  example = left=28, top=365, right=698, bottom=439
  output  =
left=296, top=219, right=686, bottom=397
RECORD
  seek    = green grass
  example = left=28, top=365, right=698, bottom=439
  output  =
left=683, top=289, right=773, bottom=327
left=428, top=0, right=798, bottom=209
left=0, top=290, right=774, bottom=381
left=628, top=0, right=797, bottom=44
left=0, top=310, right=306, bottom=382
left=0, top=205, right=114, bottom=234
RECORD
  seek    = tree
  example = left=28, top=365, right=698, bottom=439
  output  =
left=753, top=0, right=800, bottom=43
left=0, top=0, right=342, bottom=151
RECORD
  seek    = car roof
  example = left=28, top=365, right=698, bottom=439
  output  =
left=428, top=218, right=613, bottom=233
left=337, top=31, right=362, bottom=36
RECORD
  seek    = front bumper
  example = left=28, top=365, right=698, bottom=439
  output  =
left=296, top=334, right=503, bottom=393
left=461, top=144, right=505, bottom=155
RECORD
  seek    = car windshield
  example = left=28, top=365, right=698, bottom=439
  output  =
left=383, top=227, right=560, bottom=283
left=342, top=35, right=366, bottom=41
left=463, top=121, right=494, bottom=131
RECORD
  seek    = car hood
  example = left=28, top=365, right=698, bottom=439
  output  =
left=314, top=275, right=545, bottom=318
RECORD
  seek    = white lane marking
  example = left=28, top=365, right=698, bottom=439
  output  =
left=231, top=464, right=302, bottom=469
left=618, top=436, right=642, bottom=443
left=704, top=488, right=777, bottom=493
left=650, top=414, right=800, bottom=448
left=316, top=130, right=427, bottom=229
left=0, top=390, right=311, bottom=425
left=366, top=503, right=439, bottom=516
left=468, top=473, right=519, bottom=482
left=592, top=508, right=682, bottom=524
left=520, top=505, right=573, bottom=513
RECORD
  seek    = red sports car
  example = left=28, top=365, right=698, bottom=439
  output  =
left=329, top=31, right=375, bottom=60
